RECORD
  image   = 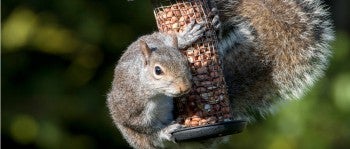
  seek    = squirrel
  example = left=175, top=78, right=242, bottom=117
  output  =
left=108, top=0, right=334, bottom=148
left=107, top=21, right=206, bottom=149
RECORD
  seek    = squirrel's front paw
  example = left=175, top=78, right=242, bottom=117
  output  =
left=177, top=20, right=206, bottom=49
left=159, top=123, right=182, bottom=142
left=210, top=8, right=221, bottom=31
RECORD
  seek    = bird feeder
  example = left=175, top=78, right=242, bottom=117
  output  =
left=151, top=0, right=246, bottom=141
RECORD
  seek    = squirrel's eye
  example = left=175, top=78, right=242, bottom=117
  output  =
left=155, top=66, right=163, bottom=75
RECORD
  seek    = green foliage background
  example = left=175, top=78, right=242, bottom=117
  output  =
left=1, top=0, right=349, bottom=148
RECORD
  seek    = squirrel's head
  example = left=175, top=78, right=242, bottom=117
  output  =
left=139, top=39, right=192, bottom=97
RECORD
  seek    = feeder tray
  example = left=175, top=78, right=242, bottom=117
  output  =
left=151, top=0, right=246, bottom=141
left=172, top=120, right=247, bottom=142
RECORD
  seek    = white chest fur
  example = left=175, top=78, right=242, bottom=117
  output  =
left=144, top=96, right=174, bottom=126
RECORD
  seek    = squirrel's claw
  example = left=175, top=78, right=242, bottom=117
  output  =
left=177, top=20, right=205, bottom=49
left=159, top=123, right=182, bottom=142
left=208, top=8, right=218, bottom=17
left=210, top=8, right=221, bottom=31
left=212, top=15, right=221, bottom=30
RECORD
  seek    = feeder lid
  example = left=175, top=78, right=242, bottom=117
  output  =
left=172, top=120, right=247, bottom=142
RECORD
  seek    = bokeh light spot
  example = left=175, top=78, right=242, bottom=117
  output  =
left=333, top=73, right=350, bottom=112
left=10, top=115, right=39, bottom=144
left=36, top=122, right=63, bottom=149
left=32, top=25, right=79, bottom=54
left=2, top=7, right=38, bottom=51
left=269, top=137, right=296, bottom=149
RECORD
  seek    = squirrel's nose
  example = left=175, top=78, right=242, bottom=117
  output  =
left=178, top=79, right=192, bottom=94
left=179, top=85, right=191, bottom=94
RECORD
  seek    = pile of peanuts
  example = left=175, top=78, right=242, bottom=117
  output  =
left=153, top=0, right=232, bottom=127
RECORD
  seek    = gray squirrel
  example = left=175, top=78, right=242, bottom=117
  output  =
left=107, top=21, right=206, bottom=149
left=107, top=0, right=334, bottom=148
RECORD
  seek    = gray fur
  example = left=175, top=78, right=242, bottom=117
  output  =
left=107, top=23, right=205, bottom=149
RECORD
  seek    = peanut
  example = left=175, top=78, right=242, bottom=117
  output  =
left=190, top=120, right=199, bottom=126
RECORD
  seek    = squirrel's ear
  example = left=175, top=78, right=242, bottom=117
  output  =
left=172, top=35, right=179, bottom=49
left=140, top=40, right=151, bottom=65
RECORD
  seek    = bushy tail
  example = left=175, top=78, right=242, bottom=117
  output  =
left=214, top=0, right=334, bottom=121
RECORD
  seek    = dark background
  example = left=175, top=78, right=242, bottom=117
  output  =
left=1, top=0, right=350, bottom=148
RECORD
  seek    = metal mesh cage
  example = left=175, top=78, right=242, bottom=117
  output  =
left=152, top=0, right=232, bottom=127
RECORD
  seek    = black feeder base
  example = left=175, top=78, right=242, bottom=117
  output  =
left=172, top=120, right=247, bottom=142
